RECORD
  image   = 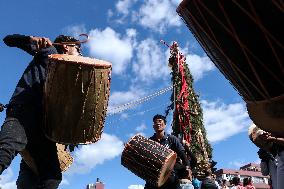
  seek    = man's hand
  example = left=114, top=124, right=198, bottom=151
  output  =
left=186, top=167, right=192, bottom=181
left=258, top=132, right=276, bottom=142
left=30, top=36, right=52, bottom=51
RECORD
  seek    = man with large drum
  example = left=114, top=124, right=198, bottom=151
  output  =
left=144, top=114, right=192, bottom=189
left=0, top=34, right=82, bottom=189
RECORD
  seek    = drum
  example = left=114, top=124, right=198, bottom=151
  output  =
left=177, top=0, right=284, bottom=135
left=44, top=54, right=112, bottom=144
left=20, top=143, right=73, bottom=174
left=121, top=134, right=177, bottom=187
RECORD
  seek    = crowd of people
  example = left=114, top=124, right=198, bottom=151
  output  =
left=188, top=175, right=256, bottom=189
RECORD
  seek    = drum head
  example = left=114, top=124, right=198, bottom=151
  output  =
left=48, top=54, right=112, bottom=67
left=157, top=152, right=177, bottom=187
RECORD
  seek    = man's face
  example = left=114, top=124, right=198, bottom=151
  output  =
left=153, top=118, right=166, bottom=133
left=66, top=45, right=81, bottom=56
left=251, top=129, right=258, bottom=141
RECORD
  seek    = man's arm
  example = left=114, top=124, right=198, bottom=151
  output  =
left=170, top=136, right=190, bottom=167
left=268, top=136, right=284, bottom=146
left=3, top=34, right=52, bottom=55
left=183, top=140, right=197, bottom=168
left=259, top=133, right=284, bottom=146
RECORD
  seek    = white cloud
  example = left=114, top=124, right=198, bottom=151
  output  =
left=109, top=87, right=145, bottom=107
left=109, top=90, right=139, bottom=106
left=132, top=39, right=213, bottom=83
left=229, top=160, right=247, bottom=169
left=127, top=123, right=148, bottom=137
left=107, top=9, right=114, bottom=18
left=120, top=113, right=129, bottom=119
left=135, top=123, right=147, bottom=132
left=87, top=27, right=135, bottom=75
left=107, top=86, right=147, bottom=115
left=113, top=0, right=138, bottom=24
left=63, top=24, right=87, bottom=38
left=128, top=185, right=144, bottom=189
left=0, top=168, right=16, bottom=189
left=126, top=28, right=137, bottom=38
left=186, top=54, right=215, bottom=81
left=133, top=38, right=170, bottom=83
left=174, top=46, right=215, bottom=81
left=67, top=133, right=124, bottom=174
left=116, top=0, right=137, bottom=16
left=202, top=100, right=251, bottom=143
left=137, top=0, right=182, bottom=33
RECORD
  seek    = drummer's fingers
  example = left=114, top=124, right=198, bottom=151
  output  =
left=39, top=38, right=46, bottom=48
left=42, top=37, right=52, bottom=47
left=35, top=37, right=52, bottom=49
left=34, top=38, right=43, bottom=50
left=35, top=42, right=40, bottom=51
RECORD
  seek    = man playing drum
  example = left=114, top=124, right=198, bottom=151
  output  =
left=144, top=114, right=192, bottom=189
left=0, top=34, right=82, bottom=189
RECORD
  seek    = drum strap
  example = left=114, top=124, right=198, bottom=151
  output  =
left=164, top=135, right=171, bottom=149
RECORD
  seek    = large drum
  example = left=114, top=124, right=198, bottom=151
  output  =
left=177, top=0, right=284, bottom=135
left=121, top=134, right=177, bottom=187
left=20, top=143, right=73, bottom=174
left=44, top=54, right=111, bottom=144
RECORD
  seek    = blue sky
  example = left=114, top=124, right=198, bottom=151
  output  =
left=0, top=0, right=259, bottom=189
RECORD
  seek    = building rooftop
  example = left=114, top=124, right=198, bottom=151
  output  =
left=215, top=163, right=270, bottom=189
left=215, top=169, right=269, bottom=178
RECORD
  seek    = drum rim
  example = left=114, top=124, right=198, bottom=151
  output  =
left=43, top=131, right=101, bottom=145
left=176, top=0, right=189, bottom=13
left=246, top=93, right=284, bottom=104
left=157, top=151, right=177, bottom=187
left=48, top=54, right=112, bottom=68
left=246, top=94, right=284, bottom=136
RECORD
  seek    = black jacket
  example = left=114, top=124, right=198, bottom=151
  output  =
left=3, top=34, right=58, bottom=107
left=200, top=177, right=218, bottom=189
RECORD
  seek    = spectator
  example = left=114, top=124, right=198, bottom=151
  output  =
left=220, top=179, right=229, bottom=189
left=191, top=172, right=201, bottom=189
left=200, top=170, right=218, bottom=189
left=230, top=177, right=244, bottom=189
left=243, top=177, right=255, bottom=189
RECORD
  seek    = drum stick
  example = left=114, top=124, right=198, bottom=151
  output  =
left=52, top=33, right=89, bottom=46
